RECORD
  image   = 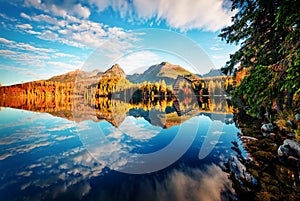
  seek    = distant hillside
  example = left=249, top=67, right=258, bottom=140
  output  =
left=127, top=61, right=198, bottom=85
left=202, top=69, right=224, bottom=78
left=48, top=69, right=103, bottom=83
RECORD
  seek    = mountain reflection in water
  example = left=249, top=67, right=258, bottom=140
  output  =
left=0, top=95, right=241, bottom=201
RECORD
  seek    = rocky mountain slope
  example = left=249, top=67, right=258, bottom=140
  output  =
left=127, top=61, right=197, bottom=85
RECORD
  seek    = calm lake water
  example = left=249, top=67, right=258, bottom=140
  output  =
left=0, top=99, right=244, bottom=201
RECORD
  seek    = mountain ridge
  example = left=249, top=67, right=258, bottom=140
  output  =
left=48, top=69, right=103, bottom=83
left=202, top=69, right=224, bottom=77
left=1, top=62, right=225, bottom=87
left=126, top=61, right=198, bottom=85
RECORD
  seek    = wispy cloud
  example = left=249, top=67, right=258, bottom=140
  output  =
left=31, top=14, right=65, bottom=26
left=19, top=11, right=137, bottom=50
left=0, top=49, right=48, bottom=67
left=15, top=42, right=55, bottom=53
left=0, top=12, right=17, bottom=21
left=0, top=49, right=17, bottom=55
left=211, top=55, right=226, bottom=59
left=117, top=116, right=162, bottom=140
left=0, top=153, right=13, bottom=160
left=25, top=30, right=41, bottom=35
left=0, top=37, right=13, bottom=43
left=0, top=64, right=27, bottom=72
left=53, top=52, right=76, bottom=58
left=149, top=164, right=235, bottom=201
left=0, top=37, right=55, bottom=53
left=210, top=46, right=223, bottom=51
left=89, top=0, right=236, bottom=32
left=0, top=37, right=56, bottom=68
left=20, top=12, right=31, bottom=20
left=16, top=23, right=33, bottom=30
left=47, top=61, right=82, bottom=70
left=114, top=50, right=162, bottom=74
left=48, top=123, right=74, bottom=131
left=24, top=0, right=91, bottom=19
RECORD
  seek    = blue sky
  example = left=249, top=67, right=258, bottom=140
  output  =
left=0, top=0, right=238, bottom=86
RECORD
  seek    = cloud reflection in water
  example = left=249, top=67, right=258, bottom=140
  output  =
left=87, top=164, right=235, bottom=201
left=0, top=107, right=238, bottom=201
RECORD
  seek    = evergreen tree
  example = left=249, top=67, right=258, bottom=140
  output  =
left=220, top=0, right=300, bottom=114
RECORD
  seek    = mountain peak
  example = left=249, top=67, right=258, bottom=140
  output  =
left=160, top=61, right=171, bottom=66
left=127, top=61, right=198, bottom=85
left=110, top=64, right=122, bottom=70
left=102, top=64, right=125, bottom=78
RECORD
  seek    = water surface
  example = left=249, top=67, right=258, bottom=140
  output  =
left=0, top=97, right=243, bottom=201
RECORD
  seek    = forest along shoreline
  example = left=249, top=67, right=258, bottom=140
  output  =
left=0, top=65, right=299, bottom=200
left=0, top=62, right=234, bottom=121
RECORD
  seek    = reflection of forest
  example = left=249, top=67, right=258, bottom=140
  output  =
left=0, top=75, right=234, bottom=128
left=0, top=89, right=233, bottom=128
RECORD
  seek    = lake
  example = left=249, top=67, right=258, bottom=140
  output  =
left=0, top=96, right=245, bottom=201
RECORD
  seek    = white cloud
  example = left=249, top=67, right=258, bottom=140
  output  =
left=118, top=116, right=162, bottom=140
left=17, top=170, right=33, bottom=177
left=15, top=42, right=55, bottom=53
left=25, top=30, right=41, bottom=35
left=53, top=52, right=76, bottom=58
left=38, top=30, right=59, bottom=41
left=47, top=61, right=82, bottom=70
left=5, top=53, right=49, bottom=67
left=32, top=14, right=65, bottom=26
left=0, top=64, right=27, bottom=72
left=59, top=38, right=84, bottom=48
left=19, top=12, right=134, bottom=49
left=49, top=4, right=67, bottom=17
left=0, top=153, right=13, bottom=160
left=65, top=15, right=81, bottom=23
left=0, top=49, right=18, bottom=55
left=24, top=0, right=91, bottom=19
left=211, top=55, right=226, bottom=59
left=48, top=123, right=74, bottom=131
left=151, top=164, right=235, bottom=201
left=0, top=37, right=13, bottom=43
left=57, top=29, right=68, bottom=35
left=20, top=12, right=31, bottom=20
left=0, top=46, right=51, bottom=67
left=58, top=19, right=134, bottom=49
left=212, top=130, right=225, bottom=135
left=88, top=0, right=110, bottom=12
left=0, top=13, right=17, bottom=21
left=117, top=50, right=162, bottom=74
left=73, top=4, right=91, bottom=19
left=47, top=61, right=73, bottom=69
left=90, top=0, right=236, bottom=32
left=71, top=31, right=105, bottom=47
left=24, top=0, right=41, bottom=8
left=0, top=37, right=55, bottom=68
left=108, top=27, right=127, bottom=38
left=55, top=135, right=75, bottom=141
left=15, top=142, right=52, bottom=154
left=210, top=46, right=223, bottom=51
left=16, top=23, right=33, bottom=29
left=17, top=5, right=137, bottom=50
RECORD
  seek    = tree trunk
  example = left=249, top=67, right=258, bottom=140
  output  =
left=276, top=92, right=284, bottom=111
left=286, top=89, right=294, bottom=109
